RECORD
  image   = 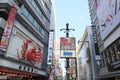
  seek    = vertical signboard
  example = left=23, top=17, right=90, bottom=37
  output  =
left=60, top=37, right=76, bottom=58
left=47, top=31, right=54, bottom=65
left=91, top=25, right=99, bottom=55
left=0, top=4, right=17, bottom=52
left=96, top=0, right=120, bottom=40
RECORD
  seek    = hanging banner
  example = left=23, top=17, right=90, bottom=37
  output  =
left=47, top=31, right=54, bottom=65
left=0, top=4, right=17, bottom=52
left=60, top=37, right=76, bottom=58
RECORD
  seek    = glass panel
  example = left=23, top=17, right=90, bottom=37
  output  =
left=41, top=29, right=44, bottom=35
left=31, top=0, right=36, bottom=8
left=0, top=27, right=4, bottom=41
left=22, top=8, right=29, bottom=17
left=33, top=20, right=38, bottom=29
left=28, top=14, right=34, bottom=23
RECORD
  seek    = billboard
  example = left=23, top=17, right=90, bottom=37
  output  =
left=96, top=0, right=120, bottom=40
left=47, top=31, right=54, bottom=65
left=6, top=27, right=44, bottom=68
left=60, top=37, right=76, bottom=58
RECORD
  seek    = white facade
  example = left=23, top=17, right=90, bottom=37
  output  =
left=77, top=26, right=100, bottom=80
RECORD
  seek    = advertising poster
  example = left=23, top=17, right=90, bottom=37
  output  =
left=96, top=0, right=120, bottom=40
left=7, top=28, right=44, bottom=67
left=60, top=37, right=76, bottom=58
left=0, top=4, right=17, bottom=52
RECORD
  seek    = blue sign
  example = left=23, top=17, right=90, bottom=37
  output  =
left=63, top=52, right=73, bottom=56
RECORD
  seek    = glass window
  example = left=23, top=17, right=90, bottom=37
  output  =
left=33, top=20, right=38, bottom=29
left=0, top=27, right=4, bottom=41
left=38, top=25, right=42, bottom=32
left=31, top=0, right=36, bottom=8
left=29, top=0, right=32, bottom=3
left=41, top=29, right=44, bottom=35
left=112, top=46, right=117, bottom=61
left=28, top=14, right=34, bottom=23
left=22, top=8, right=29, bottom=17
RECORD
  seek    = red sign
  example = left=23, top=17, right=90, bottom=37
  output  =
left=60, top=37, right=75, bottom=50
left=17, top=39, right=44, bottom=65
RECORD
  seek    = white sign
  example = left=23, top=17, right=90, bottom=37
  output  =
left=47, top=31, right=54, bottom=65
left=96, top=0, right=120, bottom=40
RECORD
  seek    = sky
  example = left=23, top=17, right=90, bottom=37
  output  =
left=54, top=0, right=91, bottom=76
left=54, top=0, right=91, bottom=42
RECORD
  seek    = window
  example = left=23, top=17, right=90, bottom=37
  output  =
left=31, top=0, right=36, bottom=8
left=0, top=27, right=4, bottom=41
left=22, top=8, right=29, bottom=17
left=28, top=14, right=34, bottom=23
left=111, top=46, right=117, bottom=61
left=41, top=29, right=44, bottom=35
left=116, top=40, right=120, bottom=59
left=107, top=49, right=112, bottom=63
left=33, top=20, right=38, bottom=29
left=22, top=7, right=45, bottom=36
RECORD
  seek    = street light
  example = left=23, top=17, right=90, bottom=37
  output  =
left=60, top=23, right=75, bottom=80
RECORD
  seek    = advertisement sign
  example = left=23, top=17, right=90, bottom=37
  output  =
left=91, top=25, right=99, bottom=55
left=60, top=37, right=75, bottom=50
left=96, top=0, right=120, bottom=40
left=0, top=4, right=17, bottom=52
left=6, top=28, right=44, bottom=67
left=47, top=31, right=54, bottom=65
left=60, top=37, right=76, bottom=58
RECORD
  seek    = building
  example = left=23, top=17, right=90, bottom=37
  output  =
left=87, top=0, right=103, bottom=56
left=95, top=0, right=120, bottom=80
left=0, top=0, right=55, bottom=80
left=77, top=26, right=100, bottom=80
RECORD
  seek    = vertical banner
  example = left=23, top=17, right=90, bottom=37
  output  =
left=47, top=31, right=54, bottom=65
left=0, top=4, right=17, bottom=51
left=60, top=37, right=76, bottom=58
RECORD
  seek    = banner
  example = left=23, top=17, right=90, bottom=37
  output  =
left=47, top=31, right=54, bottom=65
left=0, top=4, right=17, bottom=52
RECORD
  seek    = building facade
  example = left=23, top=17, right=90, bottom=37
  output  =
left=0, top=0, right=55, bottom=80
left=88, top=0, right=120, bottom=80
left=77, top=26, right=99, bottom=80
left=96, top=0, right=120, bottom=80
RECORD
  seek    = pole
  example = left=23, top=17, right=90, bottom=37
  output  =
left=60, top=23, right=74, bottom=80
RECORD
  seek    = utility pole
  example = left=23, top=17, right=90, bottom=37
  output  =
left=60, top=23, right=75, bottom=80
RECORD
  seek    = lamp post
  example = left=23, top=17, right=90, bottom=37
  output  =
left=60, top=23, right=74, bottom=80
